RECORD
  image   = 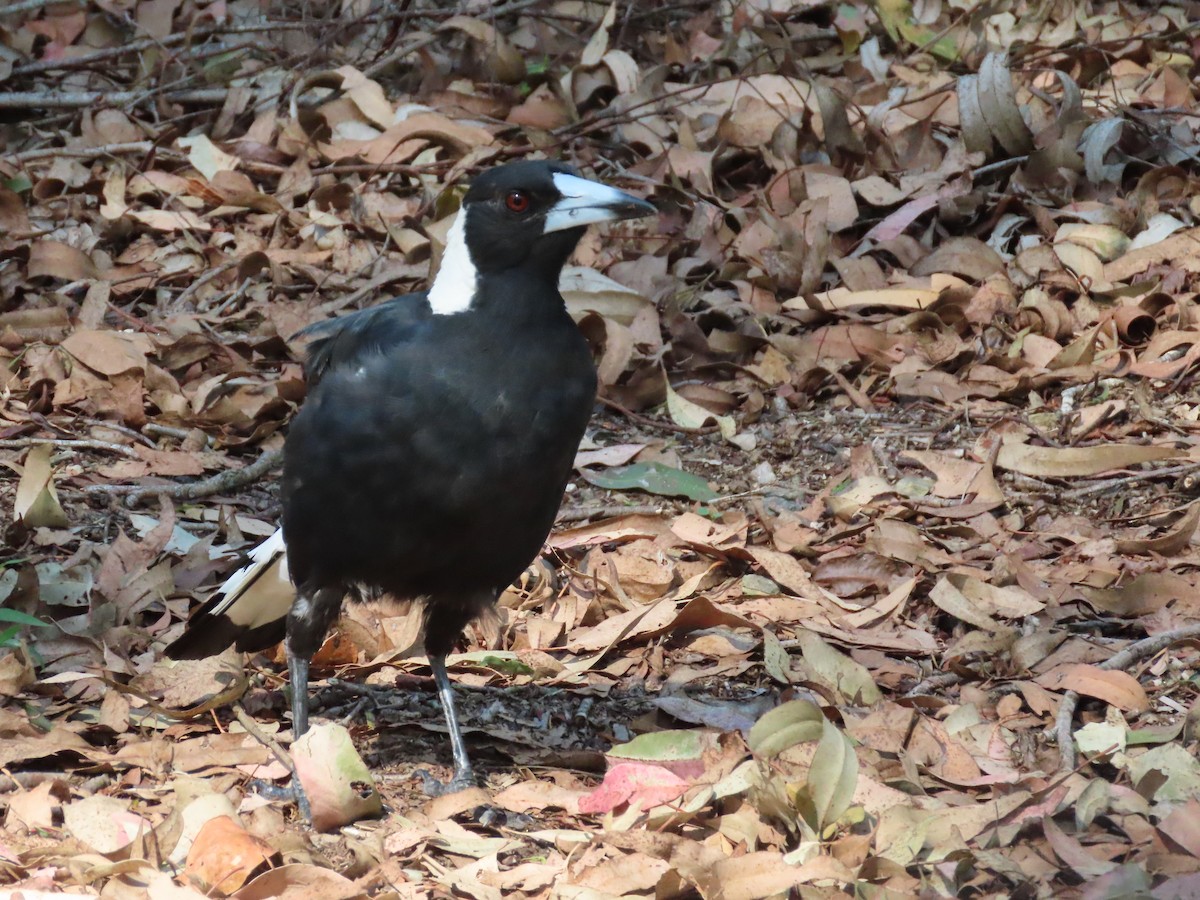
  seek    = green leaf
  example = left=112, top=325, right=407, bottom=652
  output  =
left=1126, top=721, right=1183, bottom=746
left=741, top=574, right=779, bottom=596
left=748, top=699, right=825, bottom=758
left=608, top=729, right=704, bottom=763
left=580, top=462, right=717, bottom=501
left=475, top=655, right=534, bottom=677
left=4, top=174, right=32, bottom=193
left=761, top=628, right=792, bottom=685
left=793, top=717, right=858, bottom=832
left=876, top=0, right=961, bottom=61
left=202, top=50, right=245, bottom=83
left=796, top=631, right=882, bottom=705
left=0, top=609, right=49, bottom=627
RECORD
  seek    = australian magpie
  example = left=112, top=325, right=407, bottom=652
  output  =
left=166, top=160, right=655, bottom=796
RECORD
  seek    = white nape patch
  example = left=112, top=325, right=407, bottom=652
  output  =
left=209, top=527, right=289, bottom=616
left=428, top=209, right=478, bottom=315
left=543, top=172, right=645, bottom=235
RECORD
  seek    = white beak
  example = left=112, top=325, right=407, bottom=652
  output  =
left=543, top=172, right=656, bottom=234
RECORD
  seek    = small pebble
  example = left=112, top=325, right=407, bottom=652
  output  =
left=751, top=461, right=776, bottom=485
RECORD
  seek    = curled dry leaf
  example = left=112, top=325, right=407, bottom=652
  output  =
left=12, top=445, right=68, bottom=528
left=1037, top=664, right=1149, bottom=713
left=440, top=16, right=525, bottom=84
left=184, top=815, right=277, bottom=894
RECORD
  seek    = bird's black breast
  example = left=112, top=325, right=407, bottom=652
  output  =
left=280, top=288, right=596, bottom=600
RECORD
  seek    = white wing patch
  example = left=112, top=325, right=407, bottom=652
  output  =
left=208, top=527, right=290, bottom=616
left=427, top=209, right=478, bottom=315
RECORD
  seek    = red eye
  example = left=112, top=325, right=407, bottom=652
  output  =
left=505, top=191, right=530, bottom=213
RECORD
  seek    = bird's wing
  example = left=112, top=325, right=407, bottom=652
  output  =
left=165, top=528, right=294, bottom=658
left=167, top=295, right=431, bottom=658
left=296, top=291, right=432, bottom=385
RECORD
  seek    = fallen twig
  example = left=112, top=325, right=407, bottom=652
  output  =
left=0, top=88, right=228, bottom=110
left=4, top=141, right=185, bottom=165
left=11, top=21, right=323, bottom=77
left=0, top=0, right=56, bottom=17
left=557, top=503, right=665, bottom=523
left=0, top=437, right=140, bottom=458
left=143, top=423, right=211, bottom=446
left=74, top=417, right=157, bottom=448
left=904, top=670, right=963, bottom=698
left=85, top=447, right=283, bottom=507
left=176, top=258, right=241, bottom=310
left=598, top=396, right=718, bottom=435
left=1063, top=462, right=1200, bottom=500
left=1056, top=622, right=1200, bottom=771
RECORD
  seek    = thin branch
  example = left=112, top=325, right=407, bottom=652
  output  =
left=0, top=88, right=228, bottom=110
left=175, top=258, right=241, bottom=309
left=557, top=504, right=666, bottom=523
left=74, top=417, right=157, bottom=448
left=0, top=0, right=58, bottom=17
left=9, top=2, right=553, bottom=79
left=84, top=448, right=283, bottom=507
left=1062, top=462, right=1200, bottom=500
left=904, top=670, right=963, bottom=698
left=3, top=140, right=187, bottom=165
left=0, top=437, right=139, bottom=458
left=1056, top=622, right=1200, bottom=771
left=11, top=21, right=340, bottom=77
left=598, top=396, right=718, bottom=435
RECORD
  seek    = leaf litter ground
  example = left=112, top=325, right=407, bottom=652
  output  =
left=4, top=0, right=1200, bottom=897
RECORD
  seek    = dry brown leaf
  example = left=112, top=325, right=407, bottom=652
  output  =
left=1037, top=664, right=1149, bottom=712
left=11, top=444, right=68, bottom=528
left=185, top=815, right=277, bottom=893
left=1114, top=502, right=1200, bottom=556
left=994, top=437, right=1182, bottom=478
left=27, top=240, right=100, bottom=281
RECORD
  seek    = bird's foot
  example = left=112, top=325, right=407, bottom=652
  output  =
left=249, top=777, right=313, bottom=823
left=414, top=766, right=476, bottom=797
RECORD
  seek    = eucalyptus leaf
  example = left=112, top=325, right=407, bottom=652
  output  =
left=580, top=462, right=717, bottom=501
left=609, top=729, right=704, bottom=763
left=748, top=699, right=825, bottom=758
left=794, top=717, right=858, bottom=832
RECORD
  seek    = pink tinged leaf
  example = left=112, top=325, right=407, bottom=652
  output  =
left=577, top=762, right=690, bottom=814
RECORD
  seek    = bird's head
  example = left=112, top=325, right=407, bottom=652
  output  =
left=428, top=160, right=655, bottom=315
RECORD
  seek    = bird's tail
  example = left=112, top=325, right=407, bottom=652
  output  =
left=165, top=527, right=295, bottom=659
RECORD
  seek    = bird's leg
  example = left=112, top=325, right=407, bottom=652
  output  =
left=287, top=647, right=310, bottom=737
left=284, top=586, right=343, bottom=737
left=250, top=587, right=342, bottom=822
left=416, top=654, right=477, bottom=796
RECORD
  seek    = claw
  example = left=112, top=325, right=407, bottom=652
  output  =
left=249, top=777, right=313, bottom=823
left=414, top=766, right=476, bottom=797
